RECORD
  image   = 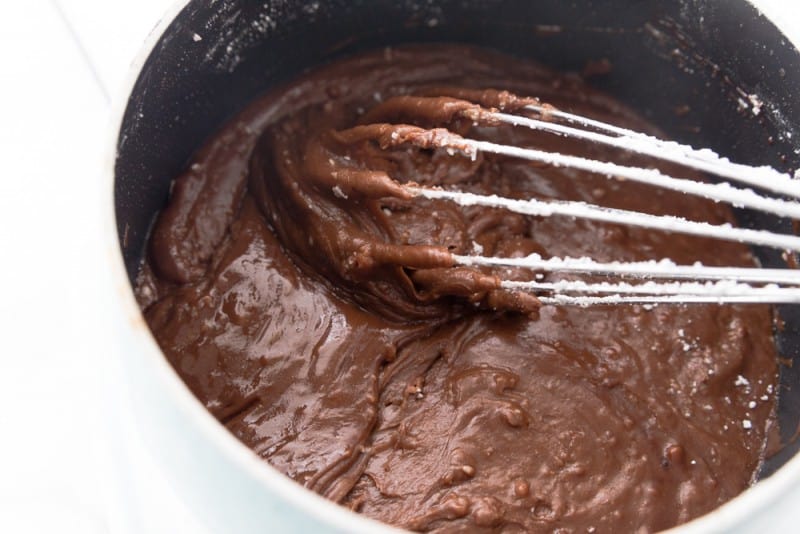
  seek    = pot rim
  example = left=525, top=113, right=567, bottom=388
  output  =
left=104, top=2, right=800, bottom=532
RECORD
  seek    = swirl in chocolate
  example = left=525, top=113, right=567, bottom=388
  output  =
left=137, top=45, right=778, bottom=533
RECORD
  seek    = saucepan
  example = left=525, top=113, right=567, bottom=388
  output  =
left=106, top=1, right=800, bottom=531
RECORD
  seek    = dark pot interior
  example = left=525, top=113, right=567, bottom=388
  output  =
left=115, top=0, right=800, bottom=479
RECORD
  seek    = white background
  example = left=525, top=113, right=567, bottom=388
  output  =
left=0, top=1, right=797, bottom=532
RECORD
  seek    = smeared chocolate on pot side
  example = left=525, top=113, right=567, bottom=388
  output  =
left=136, top=45, right=779, bottom=533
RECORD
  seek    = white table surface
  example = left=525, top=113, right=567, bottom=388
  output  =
left=0, top=1, right=797, bottom=532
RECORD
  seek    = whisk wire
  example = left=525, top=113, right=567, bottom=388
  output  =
left=339, top=94, right=800, bottom=305
left=523, top=104, right=800, bottom=199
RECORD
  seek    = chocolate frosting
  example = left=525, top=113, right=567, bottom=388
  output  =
left=137, top=45, right=778, bottom=533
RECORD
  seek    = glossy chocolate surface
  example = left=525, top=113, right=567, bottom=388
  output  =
left=137, top=45, right=777, bottom=533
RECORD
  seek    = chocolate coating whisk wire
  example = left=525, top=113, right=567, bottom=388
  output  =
left=335, top=92, right=800, bottom=305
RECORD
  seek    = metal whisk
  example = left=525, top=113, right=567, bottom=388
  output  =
left=332, top=91, right=800, bottom=305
